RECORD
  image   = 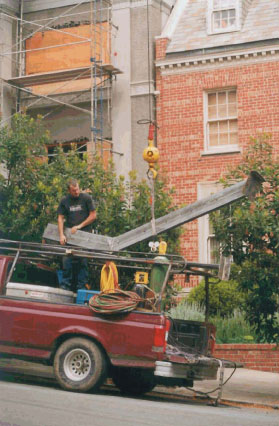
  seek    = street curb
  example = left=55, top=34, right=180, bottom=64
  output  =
left=151, top=388, right=279, bottom=411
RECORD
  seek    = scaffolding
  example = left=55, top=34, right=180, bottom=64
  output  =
left=0, top=0, right=122, bottom=163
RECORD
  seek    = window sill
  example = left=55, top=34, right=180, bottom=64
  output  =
left=201, top=147, right=241, bottom=157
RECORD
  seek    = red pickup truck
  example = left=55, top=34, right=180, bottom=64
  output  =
left=0, top=249, right=219, bottom=395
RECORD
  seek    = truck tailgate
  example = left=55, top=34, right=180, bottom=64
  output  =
left=167, top=318, right=215, bottom=356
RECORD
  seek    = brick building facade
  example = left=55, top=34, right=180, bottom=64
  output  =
left=155, top=0, right=279, bottom=282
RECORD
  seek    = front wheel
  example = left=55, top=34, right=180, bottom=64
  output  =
left=54, top=337, right=107, bottom=392
left=112, top=367, right=155, bottom=395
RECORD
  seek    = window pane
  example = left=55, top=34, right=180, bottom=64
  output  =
left=208, top=236, right=220, bottom=264
left=219, top=133, right=229, bottom=145
left=218, top=92, right=226, bottom=104
left=213, top=12, right=221, bottom=29
left=219, top=120, right=228, bottom=133
left=228, top=103, right=237, bottom=115
left=208, top=105, right=217, bottom=119
left=209, top=122, right=219, bottom=146
left=209, top=121, right=218, bottom=134
left=208, top=93, right=217, bottom=105
left=209, top=135, right=219, bottom=147
left=218, top=104, right=227, bottom=118
left=221, top=10, right=228, bottom=19
left=229, top=119, right=238, bottom=131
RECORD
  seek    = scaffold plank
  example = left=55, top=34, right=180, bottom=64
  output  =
left=6, top=65, right=122, bottom=87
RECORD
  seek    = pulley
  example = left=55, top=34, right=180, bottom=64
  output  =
left=143, top=123, right=159, bottom=179
left=142, top=123, right=159, bottom=235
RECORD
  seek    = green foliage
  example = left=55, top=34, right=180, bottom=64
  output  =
left=169, top=301, right=205, bottom=322
left=0, top=113, right=181, bottom=253
left=187, top=278, right=246, bottom=318
left=212, top=134, right=279, bottom=342
left=212, top=311, right=257, bottom=344
left=169, top=302, right=258, bottom=344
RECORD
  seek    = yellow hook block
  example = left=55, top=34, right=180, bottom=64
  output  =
left=143, top=124, right=159, bottom=178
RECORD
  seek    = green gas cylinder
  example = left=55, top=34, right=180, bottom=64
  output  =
left=150, top=240, right=170, bottom=293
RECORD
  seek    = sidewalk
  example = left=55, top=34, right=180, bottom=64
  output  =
left=157, top=368, right=279, bottom=409
left=0, top=358, right=278, bottom=409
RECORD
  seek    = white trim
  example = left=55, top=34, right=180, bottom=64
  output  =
left=161, top=0, right=189, bottom=40
left=156, top=45, right=279, bottom=73
left=201, top=147, right=241, bottom=156
left=203, top=88, right=238, bottom=154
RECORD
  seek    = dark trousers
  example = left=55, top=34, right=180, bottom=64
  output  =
left=60, top=257, right=88, bottom=291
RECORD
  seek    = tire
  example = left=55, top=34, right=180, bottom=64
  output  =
left=112, top=367, right=155, bottom=396
left=54, top=337, right=107, bottom=392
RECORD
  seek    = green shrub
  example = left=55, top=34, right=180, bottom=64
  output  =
left=187, top=279, right=246, bottom=318
left=169, top=301, right=205, bottom=322
left=211, top=311, right=257, bottom=344
left=169, top=302, right=257, bottom=343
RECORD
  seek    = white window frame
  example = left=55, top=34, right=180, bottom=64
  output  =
left=203, top=88, right=239, bottom=155
left=198, top=182, right=223, bottom=265
left=207, top=0, right=240, bottom=35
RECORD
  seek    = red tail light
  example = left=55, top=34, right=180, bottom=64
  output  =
left=152, top=318, right=171, bottom=353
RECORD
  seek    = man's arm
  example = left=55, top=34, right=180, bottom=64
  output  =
left=58, top=214, right=67, bottom=245
left=71, top=210, right=97, bottom=234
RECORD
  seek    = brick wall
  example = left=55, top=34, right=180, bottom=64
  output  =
left=156, top=52, right=279, bottom=275
left=155, top=37, right=169, bottom=60
left=213, top=344, right=279, bottom=373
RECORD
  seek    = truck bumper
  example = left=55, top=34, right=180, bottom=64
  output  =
left=155, top=358, right=219, bottom=381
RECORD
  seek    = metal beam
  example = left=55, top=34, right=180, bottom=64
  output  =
left=43, top=171, right=264, bottom=251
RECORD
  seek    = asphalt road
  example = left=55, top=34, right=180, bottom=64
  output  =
left=0, top=373, right=278, bottom=426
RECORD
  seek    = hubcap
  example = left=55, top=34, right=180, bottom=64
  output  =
left=64, top=348, right=92, bottom=381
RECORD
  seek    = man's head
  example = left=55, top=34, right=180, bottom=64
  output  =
left=67, top=178, right=80, bottom=198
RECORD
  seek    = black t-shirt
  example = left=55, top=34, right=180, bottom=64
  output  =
left=57, top=193, right=95, bottom=232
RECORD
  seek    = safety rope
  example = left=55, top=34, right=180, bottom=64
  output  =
left=88, top=288, right=156, bottom=315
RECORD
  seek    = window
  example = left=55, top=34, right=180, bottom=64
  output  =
left=208, top=0, right=239, bottom=34
left=8, top=261, right=59, bottom=287
left=207, top=219, right=220, bottom=263
left=204, top=89, right=238, bottom=153
left=198, top=183, right=222, bottom=265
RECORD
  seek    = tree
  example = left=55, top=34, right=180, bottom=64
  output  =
left=0, top=113, right=181, bottom=253
left=212, top=135, right=279, bottom=342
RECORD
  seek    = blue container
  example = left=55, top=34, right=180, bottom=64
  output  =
left=76, top=289, right=100, bottom=305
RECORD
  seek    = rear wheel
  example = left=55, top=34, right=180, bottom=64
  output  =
left=112, top=367, right=155, bottom=395
left=54, top=337, right=107, bottom=392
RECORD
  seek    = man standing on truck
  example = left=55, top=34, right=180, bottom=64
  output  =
left=57, top=178, right=96, bottom=291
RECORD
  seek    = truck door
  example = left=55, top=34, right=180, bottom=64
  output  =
left=0, top=259, right=59, bottom=357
